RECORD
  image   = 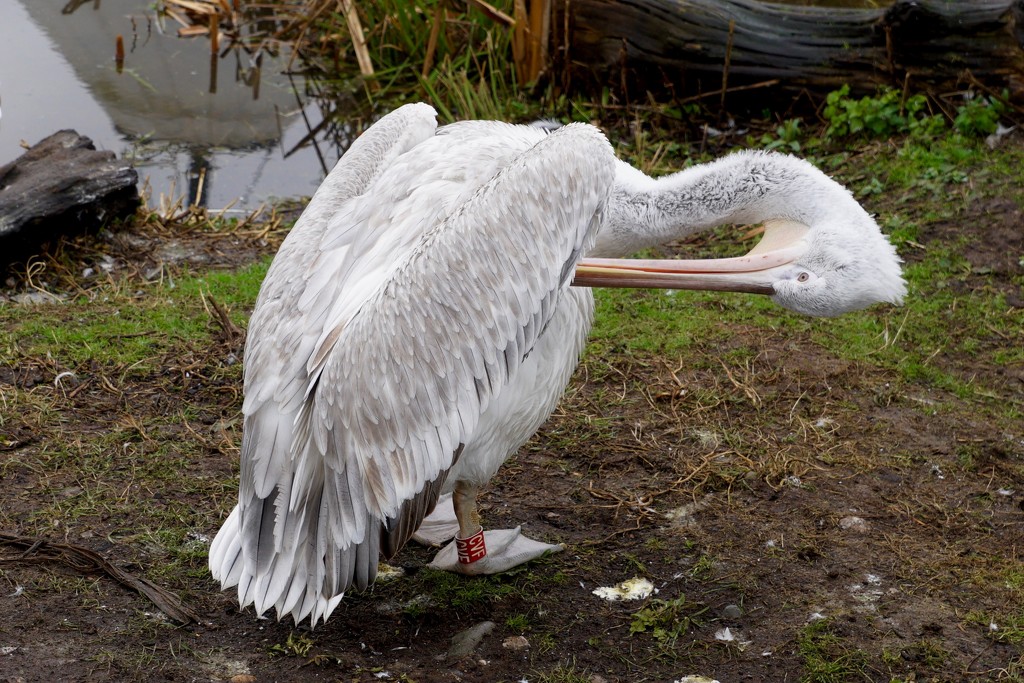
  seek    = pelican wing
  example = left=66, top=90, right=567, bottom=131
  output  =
left=300, top=121, right=616, bottom=571
left=212, top=114, right=617, bottom=627
left=209, top=103, right=439, bottom=622
left=240, top=103, right=439, bottom=498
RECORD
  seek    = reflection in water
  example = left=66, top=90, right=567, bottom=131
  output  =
left=768, top=0, right=887, bottom=5
left=0, top=0, right=347, bottom=210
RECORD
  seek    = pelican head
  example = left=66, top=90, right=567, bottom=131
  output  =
left=577, top=162, right=905, bottom=317
left=769, top=219, right=906, bottom=316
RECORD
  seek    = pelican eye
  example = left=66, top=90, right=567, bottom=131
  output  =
left=797, top=272, right=811, bottom=283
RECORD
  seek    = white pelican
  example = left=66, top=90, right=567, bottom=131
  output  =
left=209, top=102, right=905, bottom=627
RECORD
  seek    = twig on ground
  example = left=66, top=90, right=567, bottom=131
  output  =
left=0, top=532, right=203, bottom=626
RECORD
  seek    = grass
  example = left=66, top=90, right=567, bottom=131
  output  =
left=0, top=259, right=267, bottom=372
left=247, top=0, right=548, bottom=124
left=529, top=660, right=594, bottom=683
left=967, top=608, right=1024, bottom=646
left=393, top=566, right=524, bottom=615
left=797, top=619, right=870, bottom=683
left=505, top=612, right=531, bottom=633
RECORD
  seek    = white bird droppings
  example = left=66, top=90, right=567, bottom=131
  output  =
left=592, top=577, right=655, bottom=601
left=375, top=563, right=405, bottom=583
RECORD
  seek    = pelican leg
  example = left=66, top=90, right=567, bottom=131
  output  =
left=426, top=481, right=564, bottom=575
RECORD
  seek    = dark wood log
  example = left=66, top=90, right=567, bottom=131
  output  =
left=562, top=0, right=1024, bottom=104
left=0, top=131, right=139, bottom=266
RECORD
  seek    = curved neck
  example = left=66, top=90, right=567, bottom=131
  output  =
left=589, top=151, right=851, bottom=258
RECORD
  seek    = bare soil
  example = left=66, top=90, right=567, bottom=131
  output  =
left=1, top=143, right=1022, bottom=683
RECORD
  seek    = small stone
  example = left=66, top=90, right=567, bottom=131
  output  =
left=590, top=676, right=610, bottom=683
left=230, top=676, right=256, bottom=683
left=447, top=621, right=495, bottom=660
left=502, top=635, right=529, bottom=651
left=722, top=604, right=742, bottom=619
left=838, top=516, right=869, bottom=532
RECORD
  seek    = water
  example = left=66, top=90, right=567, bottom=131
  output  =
left=768, top=0, right=889, bottom=6
left=0, top=0, right=343, bottom=211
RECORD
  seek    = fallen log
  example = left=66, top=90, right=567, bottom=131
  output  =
left=0, top=131, right=139, bottom=267
left=561, top=0, right=1024, bottom=104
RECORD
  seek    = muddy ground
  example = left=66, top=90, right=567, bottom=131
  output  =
left=0, top=138, right=1022, bottom=683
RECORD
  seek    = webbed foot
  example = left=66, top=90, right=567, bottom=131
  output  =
left=427, top=526, right=563, bottom=575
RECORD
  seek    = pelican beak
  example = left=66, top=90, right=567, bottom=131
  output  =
left=572, top=220, right=810, bottom=294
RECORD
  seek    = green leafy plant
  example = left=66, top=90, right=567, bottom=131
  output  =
left=953, top=92, right=1008, bottom=136
left=824, top=85, right=1007, bottom=141
left=823, top=85, right=943, bottom=139
left=414, top=567, right=519, bottom=611
left=629, top=595, right=708, bottom=644
left=268, top=631, right=315, bottom=658
left=761, top=118, right=803, bottom=153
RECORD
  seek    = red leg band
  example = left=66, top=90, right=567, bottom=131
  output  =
left=456, top=527, right=487, bottom=564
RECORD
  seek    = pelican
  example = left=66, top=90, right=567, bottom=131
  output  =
left=209, top=102, right=905, bottom=627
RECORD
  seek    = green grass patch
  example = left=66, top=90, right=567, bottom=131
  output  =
left=529, top=660, right=593, bottom=683
left=967, top=608, right=1024, bottom=645
left=407, top=566, right=521, bottom=613
left=797, top=618, right=870, bottom=682
left=0, top=260, right=267, bottom=372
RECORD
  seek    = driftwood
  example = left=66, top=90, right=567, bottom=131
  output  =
left=0, top=131, right=138, bottom=265
left=562, top=0, right=1024, bottom=103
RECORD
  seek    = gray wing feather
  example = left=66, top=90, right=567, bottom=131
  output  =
left=380, top=444, right=464, bottom=559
